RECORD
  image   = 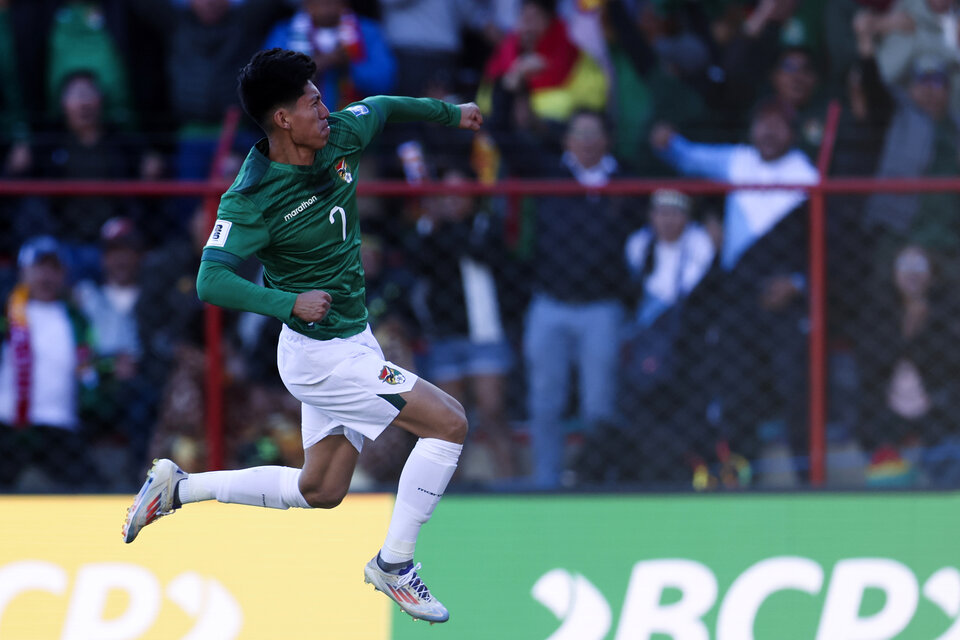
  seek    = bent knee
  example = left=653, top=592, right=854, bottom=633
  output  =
left=441, top=401, right=469, bottom=444
left=300, top=484, right=348, bottom=509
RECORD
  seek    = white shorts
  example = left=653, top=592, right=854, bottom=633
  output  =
left=277, top=324, right=418, bottom=453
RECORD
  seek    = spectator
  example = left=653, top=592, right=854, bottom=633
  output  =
left=651, top=101, right=818, bottom=481
left=32, top=70, right=163, bottom=281
left=624, top=189, right=715, bottom=342
left=130, top=0, right=295, bottom=179
left=581, top=189, right=715, bottom=485
left=711, top=0, right=802, bottom=129
left=827, top=9, right=897, bottom=334
left=1, top=0, right=54, bottom=128
left=604, top=0, right=711, bottom=174
left=479, top=0, right=608, bottom=139
left=855, top=244, right=960, bottom=485
left=522, top=110, right=631, bottom=487
left=46, top=1, right=135, bottom=128
left=0, top=0, right=36, bottom=266
left=0, top=0, right=30, bottom=178
left=652, top=101, right=818, bottom=272
left=266, top=0, right=396, bottom=112
left=379, top=0, right=487, bottom=97
left=141, top=205, right=263, bottom=472
left=868, top=0, right=960, bottom=107
left=710, top=0, right=828, bottom=134
left=73, top=218, right=157, bottom=486
left=138, top=206, right=209, bottom=465
left=863, top=53, right=960, bottom=265
left=824, top=0, right=897, bottom=93
left=0, top=236, right=98, bottom=490
left=412, top=165, right=516, bottom=480
left=835, top=11, right=898, bottom=179
left=766, top=46, right=829, bottom=158
left=362, top=233, right=417, bottom=373
left=353, top=232, right=419, bottom=487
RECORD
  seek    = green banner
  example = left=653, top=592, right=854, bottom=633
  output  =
left=395, top=494, right=960, bottom=639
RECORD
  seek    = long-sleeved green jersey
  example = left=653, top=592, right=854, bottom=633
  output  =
left=196, top=95, right=460, bottom=340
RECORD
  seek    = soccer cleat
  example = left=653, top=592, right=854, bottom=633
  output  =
left=363, top=555, right=450, bottom=623
left=122, top=458, right=187, bottom=543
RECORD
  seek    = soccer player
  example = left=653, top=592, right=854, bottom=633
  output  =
left=121, top=48, right=483, bottom=624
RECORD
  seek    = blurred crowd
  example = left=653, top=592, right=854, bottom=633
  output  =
left=2, top=0, right=960, bottom=492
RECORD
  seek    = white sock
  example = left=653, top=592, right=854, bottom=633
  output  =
left=177, top=466, right=310, bottom=509
left=379, top=438, right=462, bottom=565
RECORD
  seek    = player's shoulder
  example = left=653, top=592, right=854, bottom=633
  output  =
left=227, top=140, right=272, bottom=196
left=339, top=102, right=376, bottom=121
left=217, top=189, right=262, bottom=223
left=329, top=101, right=383, bottom=146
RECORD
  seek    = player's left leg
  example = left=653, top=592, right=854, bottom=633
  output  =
left=363, top=379, right=466, bottom=623
left=379, top=379, right=466, bottom=563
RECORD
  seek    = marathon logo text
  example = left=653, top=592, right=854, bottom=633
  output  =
left=285, top=196, right=318, bottom=222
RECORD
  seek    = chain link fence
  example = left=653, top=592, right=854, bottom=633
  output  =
left=2, top=172, right=960, bottom=494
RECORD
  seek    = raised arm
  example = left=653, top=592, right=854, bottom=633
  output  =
left=650, top=123, right=737, bottom=180
left=363, top=95, right=481, bottom=130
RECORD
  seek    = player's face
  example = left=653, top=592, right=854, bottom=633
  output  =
left=289, top=81, right=331, bottom=150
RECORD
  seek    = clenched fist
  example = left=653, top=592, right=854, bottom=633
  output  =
left=293, top=290, right=332, bottom=323
left=457, top=103, right=483, bottom=131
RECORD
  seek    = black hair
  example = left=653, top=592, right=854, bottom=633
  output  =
left=59, top=69, right=100, bottom=97
left=237, top=48, right=317, bottom=132
left=750, top=97, right=796, bottom=128
left=775, top=46, right=816, bottom=72
left=567, top=108, right=611, bottom=136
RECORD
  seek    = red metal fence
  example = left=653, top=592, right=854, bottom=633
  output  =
left=4, top=165, right=960, bottom=487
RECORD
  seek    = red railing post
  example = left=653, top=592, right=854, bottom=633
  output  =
left=203, top=106, right=241, bottom=471
left=203, top=198, right=225, bottom=471
left=809, top=101, right=842, bottom=486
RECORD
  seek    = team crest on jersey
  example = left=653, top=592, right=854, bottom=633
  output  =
left=379, top=365, right=405, bottom=385
left=335, top=158, right=353, bottom=183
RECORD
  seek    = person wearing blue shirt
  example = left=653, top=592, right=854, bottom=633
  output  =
left=650, top=101, right=819, bottom=483
left=266, top=0, right=396, bottom=112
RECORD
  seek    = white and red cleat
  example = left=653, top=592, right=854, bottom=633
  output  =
left=363, top=555, right=449, bottom=623
left=122, top=458, right=186, bottom=543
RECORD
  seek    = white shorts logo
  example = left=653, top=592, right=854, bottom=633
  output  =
left=205, top=220, right=232, bottom=248
left=346, top=104, right=369, bottom=117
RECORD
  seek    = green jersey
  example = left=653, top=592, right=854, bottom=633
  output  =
left=196, top=95, right=460, bottom=340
